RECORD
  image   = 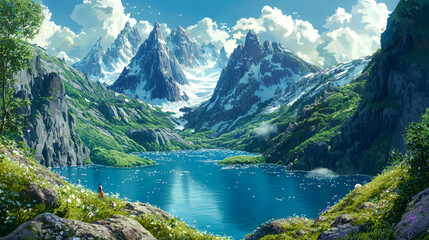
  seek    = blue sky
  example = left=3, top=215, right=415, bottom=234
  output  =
left=33, top=0, right=400, bottom=67
left=41, top=0, right=399, bottom=34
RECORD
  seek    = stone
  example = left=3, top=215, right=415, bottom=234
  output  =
left=27, top=182, right=59, bottom=207
left=360, top=202, right=377, bottom=210
left=317, top=224, right=360, bottom=240
left=315, top=216, right=328, bottom=223
left=395, top=187, right=429, bottom=239
left=332, top=214, right=355, bottom=227
left=1, top=213, right=156, bottom=240
left=126, top=202, right=171, bottom=220
left=245, top=219, right=288, bottom=240
left=296, top=229, right=307, bottom=236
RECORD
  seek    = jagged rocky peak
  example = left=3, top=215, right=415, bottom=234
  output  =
left=242, top=30, right=265, bottom=60
left=103, top=21, right=143, bottom=73
left=185, top=31, right=320, bottom=132
left=72, top=37, right=104, bottom=80
left=215, top=47, right=228, bottom=69
left=111, top=23, right=189, bottom=103
left=167, top=25, right=206, bottom=67
left=263, top=40, right=283, bottom=54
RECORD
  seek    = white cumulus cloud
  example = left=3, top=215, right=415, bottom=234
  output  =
left=230, top=0, right=390, bottom=67
left=319, top=0, right=390, bottom=66
left=32, top=0, right=137, bottom=63
left=186, top=18, right=237, bottom=54
left=324, top=8, right=352, bottom=30
left=231, top=6, right=324, bottom=66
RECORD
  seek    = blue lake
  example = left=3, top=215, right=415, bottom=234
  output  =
left=54, top=150, right=371, bottom=239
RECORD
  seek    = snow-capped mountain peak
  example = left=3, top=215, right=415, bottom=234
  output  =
left=167, top=25, right=206, bottom=67
left=111, top=23, right=189, bottom=103
left=72, top=37, right=104, bottom=80
left=73, top=22, right=143, bottom=85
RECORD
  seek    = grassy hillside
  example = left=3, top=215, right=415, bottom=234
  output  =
left=0, top=139, right=226, bottom=239
left=90, top=148, right=156, bottom=168
left=31, top=47, right=196, bottom=166
left=218, top=155, right=265, bottom=165
left=246, top=109, right=429, bottom=239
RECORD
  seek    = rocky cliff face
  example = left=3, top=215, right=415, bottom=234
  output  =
left=260, top=0, right=429, bottom=175
left=326, top=0, right=429, bottom=174
left=111, top=23, right=189, bottom=102
left=15, top=49, right=89, bottom=167
left=185, top=31, right=320, bottom=132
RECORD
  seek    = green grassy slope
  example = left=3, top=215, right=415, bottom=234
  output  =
left=32, top=47, right=195, bottom=166
left=0, top=140, right=226, bottom=239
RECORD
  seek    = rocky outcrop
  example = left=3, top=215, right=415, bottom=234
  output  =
left=317, top=224, right=360, bottom=240
left=326, top=0, right=429, bottom=174
left=245, top=219, right=289, bottom=240
left=27, top=182, right=59, bottom=207
left=125, top=202, right=171, bottom=220
left=395, top=187, right=429, bottom=239
left=112, top=23, right=189, bottom=102
left=15, top=49, right=90, bottom=167
left=1, top=213, right=156, bottom=240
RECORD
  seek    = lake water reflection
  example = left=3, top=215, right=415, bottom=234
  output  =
left=55, top=150, right=371, bottom=239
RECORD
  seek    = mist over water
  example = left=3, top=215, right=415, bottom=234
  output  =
left=306, top=168, right=339, bottom=178
left=55, top=150, right=370, bottom=239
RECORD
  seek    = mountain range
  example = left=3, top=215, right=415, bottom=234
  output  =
left=11, top=0, right=429, bottom=175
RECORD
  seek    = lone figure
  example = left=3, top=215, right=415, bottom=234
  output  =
left=98, top=183, right=104, bottom=199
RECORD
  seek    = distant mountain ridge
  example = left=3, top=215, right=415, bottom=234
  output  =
left=73, top=22, right=143, bottom=85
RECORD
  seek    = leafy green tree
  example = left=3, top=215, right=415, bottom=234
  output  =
left=405, top=109, right=429, bottom=179
left=0, top=0, right=44, bottom=137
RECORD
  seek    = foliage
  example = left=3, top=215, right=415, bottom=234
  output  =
left=0, top=0, right=43, bottom=137
left=247, top=109, right=429, bottom=239
left=217, top=155, right=265, bottom=165
left=138, top=215, right=228, bottom=240
left=90, top=148, right=156, bottom=168
left=0, top=140, right=225, bottom=239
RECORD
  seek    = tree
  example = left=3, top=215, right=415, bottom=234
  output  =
left=0, top=0, right=44, bottom=138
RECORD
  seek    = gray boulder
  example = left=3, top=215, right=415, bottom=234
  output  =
left=395, top=187, right=429, bottom=239
left=245, top=219, right=288, bottom=240
left=317, top=224, right=360, bottom=240
left=125, top=202, right=171, bottom=220
left=332, top=214, right=355, bottom=227
left=27, top=182, right=59, bottom=207
left=1, top=213, right=156, bottom=240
